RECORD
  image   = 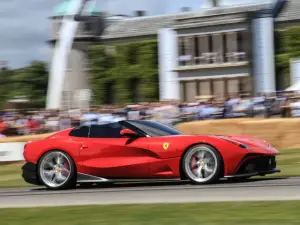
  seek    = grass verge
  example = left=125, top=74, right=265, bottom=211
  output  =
left=1, top=201, right=300, bottom=225
left=1, top=148, right=300, bottom=188
left=0, top=163, right=32, bottom=188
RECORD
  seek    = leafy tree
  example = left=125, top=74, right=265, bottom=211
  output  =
left=16, top=61, right=49, bottom=108
left=0, top=66, right=14, bottom=107
left=0, top=61, right=49, bottom=109
left=88, top=40, right=159, bottom=105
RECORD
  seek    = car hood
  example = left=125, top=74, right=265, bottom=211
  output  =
left=211, top=134, right=272, bottom=149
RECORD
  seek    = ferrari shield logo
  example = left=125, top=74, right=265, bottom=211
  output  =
left=163, top=143, right=169, bottom=150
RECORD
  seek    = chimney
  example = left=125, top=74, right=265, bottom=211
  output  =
left=135, top=10, right=146, bottom=17
left=181, top=7, right=191, bottom=12
left=212, top=0, right=219, bottom=7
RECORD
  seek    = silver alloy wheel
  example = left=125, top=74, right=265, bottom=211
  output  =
left=39, top=151, right=72, bottom=188
left=184, top=145, right=218, bottom=183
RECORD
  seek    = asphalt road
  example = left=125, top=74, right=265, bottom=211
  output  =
left=1, top=177, right=300, bottom=208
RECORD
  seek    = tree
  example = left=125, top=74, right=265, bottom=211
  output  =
left=0, top=66, right=14, bottom=107
left=88, top=40, right=159, bottom=105
left=17, top=61, right=49, bottom=108
left=3, top=61, right=49, bottom=109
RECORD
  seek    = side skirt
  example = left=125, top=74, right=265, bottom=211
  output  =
left=76, top=173, right=182, bottom=183
left=224, top=168, right=281, bottom=178
left=77, top=173, right=110, bottom=183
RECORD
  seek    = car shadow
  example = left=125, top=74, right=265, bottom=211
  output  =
left=222, top=176, right=289, bottom=183
left=31, top=176, right=289, bottom=191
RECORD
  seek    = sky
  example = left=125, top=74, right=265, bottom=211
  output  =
left=0, top=0, right=273, bottom=69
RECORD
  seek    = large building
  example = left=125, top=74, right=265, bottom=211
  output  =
left=47, top=0, right=300, bottom=109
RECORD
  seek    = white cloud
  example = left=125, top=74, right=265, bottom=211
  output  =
left=0, top=0, right=60, bottom=68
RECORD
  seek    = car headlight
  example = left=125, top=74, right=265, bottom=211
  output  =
left=220, top=137, right=252, bottom=150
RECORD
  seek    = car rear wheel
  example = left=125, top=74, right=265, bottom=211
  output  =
left=38, top=150, right=77, bottom=190
left=182, top=144, right=223, bottom=184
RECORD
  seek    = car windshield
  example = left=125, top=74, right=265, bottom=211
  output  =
left=123, top=120, right=183, bottom=137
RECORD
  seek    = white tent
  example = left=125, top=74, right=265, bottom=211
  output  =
left=285, top=82, right=300, bottom=91
left=286, top=58, right=300, bottom=91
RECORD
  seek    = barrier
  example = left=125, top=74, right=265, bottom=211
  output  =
left=175, top=118, right=300, bottom=149
left=0, top=133, right=53, bottom=143
left=0, top=133, right=52, bottom=163
left=0, top=142, right=26, bottom=162
left=1, top=118, right=300, bottom=163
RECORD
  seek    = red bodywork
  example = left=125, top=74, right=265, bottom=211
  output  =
left=23, top=124, right=280, bottom=180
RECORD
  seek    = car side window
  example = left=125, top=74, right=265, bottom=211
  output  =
left=69, top=126, right=90, bottom=138
left=89, top=123, right=123, bottom=138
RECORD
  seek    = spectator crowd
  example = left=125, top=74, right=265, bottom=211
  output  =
left=0, top=92, right=300, bottom=138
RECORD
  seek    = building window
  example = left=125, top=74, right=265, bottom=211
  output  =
left=194, top=36, right=199, bottom=64
left=180, top=81, right=186, bottom=101
left=208, top=35, right=213, bottom=53
left=84, top=22, right=93, bottom=33
left=208, top=35, right=213, bottom=64
left=222, top=33, right=227, bottom=63
left=236, top=31, right=246, bottom=61
left=178, top=37, right=186, bottom=66
left=237, top=32, right=242, bottom=52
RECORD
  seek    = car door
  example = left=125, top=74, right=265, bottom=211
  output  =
left=68, top=125, right=91, bottom=157
left=79, top=123, right=154, bottom=179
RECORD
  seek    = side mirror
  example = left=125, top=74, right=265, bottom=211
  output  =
left=120, top=129, right=137, bottom=137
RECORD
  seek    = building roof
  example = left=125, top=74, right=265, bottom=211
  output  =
left=100, top=0, right=300, bottom=40
left=275, top=0, right=300, bottom=22
left=101, top=14, right=178, bottom=39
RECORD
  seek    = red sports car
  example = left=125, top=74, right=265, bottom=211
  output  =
left=22, top=120, right=280, bottom=190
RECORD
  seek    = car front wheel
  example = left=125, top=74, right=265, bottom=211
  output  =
left=37, top=150, right=77, bottom=190
left=182, top=144, right=223, bottom=184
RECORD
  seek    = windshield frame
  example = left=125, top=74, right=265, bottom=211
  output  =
left=119, top=120, right=183, bottom=137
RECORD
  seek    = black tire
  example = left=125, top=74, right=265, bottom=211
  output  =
left=182, top=144, right=223, bottom=184
left=37, top=150, right=77, bottom=190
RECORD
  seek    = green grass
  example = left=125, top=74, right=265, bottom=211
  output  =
left=271, top=148, right=300, bottom=177
left=0, top=163, right=33, bottom=188
left=1, top=201, right=300, bottom=225
left=1, top=148, right=300, bottom=188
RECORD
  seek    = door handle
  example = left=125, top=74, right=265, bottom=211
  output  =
left=81, top=144, right=88, bottom=149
